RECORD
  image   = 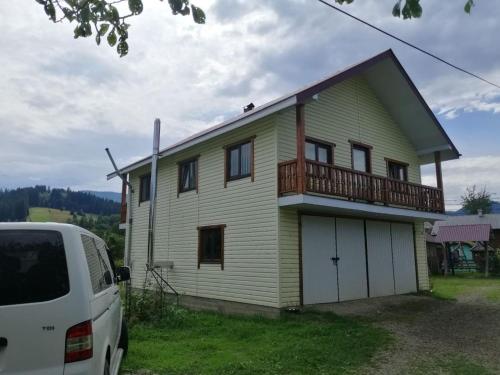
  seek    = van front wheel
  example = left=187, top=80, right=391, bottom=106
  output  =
left=118, top=320, right=129, bottom=357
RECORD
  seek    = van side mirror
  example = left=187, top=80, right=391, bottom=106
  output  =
left=116, top=266, right=131, bottom=283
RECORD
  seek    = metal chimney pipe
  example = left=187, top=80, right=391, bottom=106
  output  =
left=147, top=118, right=161, bottom=268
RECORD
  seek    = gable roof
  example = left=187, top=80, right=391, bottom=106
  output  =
left=108, top=49, right=460, bottom=180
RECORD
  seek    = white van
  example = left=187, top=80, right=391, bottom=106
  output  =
left=0, top=222, right=130, bottom=375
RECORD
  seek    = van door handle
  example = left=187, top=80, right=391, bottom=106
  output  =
left=0, top=337, right=7, bottom=348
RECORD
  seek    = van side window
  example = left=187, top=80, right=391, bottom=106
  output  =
left=81, top=235, right=113, bottom=294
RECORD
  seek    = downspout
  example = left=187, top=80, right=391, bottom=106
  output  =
left=147, top=119, right=161, bottom=268
left=124, top=173, right=133, bottom=268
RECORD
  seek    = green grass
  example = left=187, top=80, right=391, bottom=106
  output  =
left=409, top=355, right=494, bottom=375
left=431, top=274, right=500, bottom=302
left=27, top=207, right=73, bottom=223
left=121, top=308, right=391, bottom=375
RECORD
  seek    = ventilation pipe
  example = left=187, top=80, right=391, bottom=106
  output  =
left=147, top=119, right=161, bottom=268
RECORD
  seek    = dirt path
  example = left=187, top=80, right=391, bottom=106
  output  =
left=327, top=293, right=500, bottom=374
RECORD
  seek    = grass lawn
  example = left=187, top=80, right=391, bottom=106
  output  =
left=28, top=207, right=73, bottom=223
left=431, top=274, right=500, bottom=302
left=121, top=308, right=391, bottom=375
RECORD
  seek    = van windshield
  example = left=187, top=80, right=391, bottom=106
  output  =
left=0, top=230, right=69, bottom=306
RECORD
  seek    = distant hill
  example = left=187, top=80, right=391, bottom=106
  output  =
left=0, top=186, right=121, bottom=222
left=448, top=201, right=500, bottom=216
left=27, top=207, right=73, bottom=223
left=82, top=190, right=121, bottom=203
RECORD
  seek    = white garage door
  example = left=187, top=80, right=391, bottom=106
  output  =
left=301, top=216, right=417, bottom=304
left=302, top=216, right=338, bottom=304
left=391, top=223, right=417, bottom=294
left=366, top=221, right=395, bottom=297
left=336, top=218, right=368, bottom=301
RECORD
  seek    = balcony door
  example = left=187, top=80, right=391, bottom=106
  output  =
left=351, top=143, right=371, bottom=173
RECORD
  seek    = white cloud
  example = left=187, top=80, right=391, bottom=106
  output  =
left=1, top=0, right=500, bottom=191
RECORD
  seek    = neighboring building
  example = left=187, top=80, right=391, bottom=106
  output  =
left=109, top=50, right=459, bottom=313
left=427, top=213, right=500, bottom=274
left=432, top=213, right=500, bottom=249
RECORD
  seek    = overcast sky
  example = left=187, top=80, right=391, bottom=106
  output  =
left=1, top=0, right=500, bottom=210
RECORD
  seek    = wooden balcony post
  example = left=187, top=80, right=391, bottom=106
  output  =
left=435, top=151, right=444, bottom=212
left=296, top=104, right=306, bottom=194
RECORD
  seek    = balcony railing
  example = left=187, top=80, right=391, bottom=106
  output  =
left=278, top=159, right=444, bottom=213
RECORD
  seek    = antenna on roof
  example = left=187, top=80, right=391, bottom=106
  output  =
left=105, top=148, right=134, bottom=192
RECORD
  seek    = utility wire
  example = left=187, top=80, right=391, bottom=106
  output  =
left=317, top=0, right=500, bottom=90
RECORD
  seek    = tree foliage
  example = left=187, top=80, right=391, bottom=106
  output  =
left=461, top=185, right=492, bottom=215
left=35, top=0, right=205, bottom=57
left=335, top=0, right=477, bottom=20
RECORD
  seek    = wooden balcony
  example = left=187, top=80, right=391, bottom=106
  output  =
left=278, top=159, right=444, bottom=213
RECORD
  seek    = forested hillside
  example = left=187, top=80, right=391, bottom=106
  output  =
left=0, top=185, right=120, bottom=221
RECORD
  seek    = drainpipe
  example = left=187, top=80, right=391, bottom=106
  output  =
left=147, top=119, right=161, bottom=269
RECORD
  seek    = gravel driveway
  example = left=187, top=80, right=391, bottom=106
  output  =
left=324, top=291, right=500, bottom=374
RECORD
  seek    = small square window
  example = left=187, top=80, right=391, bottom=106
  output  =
left=198, top=225, right=225, bottom=269
left=139, top=174, right=151, bottom=203
left=178, top=158, right=198, bottom=194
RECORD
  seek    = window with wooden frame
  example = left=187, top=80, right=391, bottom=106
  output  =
left=198, top=225, right=225, bottom=269
left=350, top=141, right=372, bottom=173
left=305, top=137, right=334, bottom=164
left=386, top=159, right=409, bottom=181
left=139, top=174, right=151, bottom=203
left=178, top=156, right=198, bottom=195
left=224, top=137, right=255, bottom=186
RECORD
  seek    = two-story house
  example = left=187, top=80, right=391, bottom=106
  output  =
left=108, top=50, right=460, bottom=315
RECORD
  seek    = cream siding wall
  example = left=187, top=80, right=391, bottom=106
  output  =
left=414, top=221, right=430, bottom=290
left=278, top=207, right=301, bottom=306
left=128, top=116, right=280, bottom=307
left=304, top=76, right=421, bottom=183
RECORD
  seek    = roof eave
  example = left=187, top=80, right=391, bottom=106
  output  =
left=107, top=95, right=297, bottom=179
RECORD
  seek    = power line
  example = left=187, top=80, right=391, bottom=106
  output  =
left=317, top=0, right=500, bottom=90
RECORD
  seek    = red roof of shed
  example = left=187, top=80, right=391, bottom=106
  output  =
left=432, top=224, right=492, bottom=243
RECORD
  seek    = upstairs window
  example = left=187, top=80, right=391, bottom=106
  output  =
left=224, top=137, right=255, bottom=185
left=139, top=174, right=151, bottom=203
left=178, top=157, right=198, bottom=195
left=387, top=160, right=408, bottom=181
left=198, top=225, right=225, bottom=269
left=350, top=141, right=372, bottom=173
left=305, top=138, right=333, bottom=164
